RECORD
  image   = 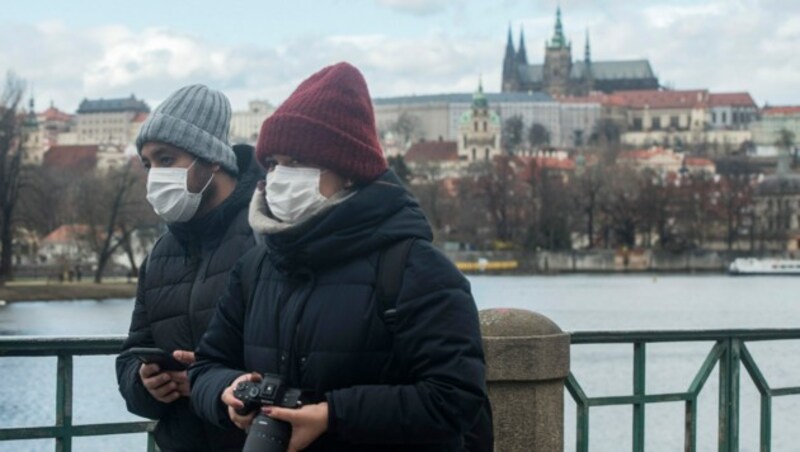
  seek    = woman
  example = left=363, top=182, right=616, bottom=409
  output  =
left=190, top=62, right=489, bottom=451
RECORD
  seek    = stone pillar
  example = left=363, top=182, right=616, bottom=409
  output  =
left=480, top=308, right=570, bottom=452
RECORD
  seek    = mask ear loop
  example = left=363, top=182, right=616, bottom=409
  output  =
left=186, top=158, right=215, bottom=195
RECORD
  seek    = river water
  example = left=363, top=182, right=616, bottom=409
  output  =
left=1, top=275, right=798, bottom=451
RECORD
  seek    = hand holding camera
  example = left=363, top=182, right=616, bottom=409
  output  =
left=223, top=372, right=328, bottom=452
left=231, top=373, right=302, bottom=452
left=223, top=372, right=263, bottom=430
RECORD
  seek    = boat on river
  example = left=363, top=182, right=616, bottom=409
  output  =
left=728, top=258, right=800, bottom=275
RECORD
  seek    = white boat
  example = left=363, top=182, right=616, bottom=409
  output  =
left=728, top=258, right=800, bottom=275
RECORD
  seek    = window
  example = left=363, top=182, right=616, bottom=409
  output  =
left=483, top=121, right=487, bottom=132
left=474, top=122, right=478, bottom=132
left=712, top=112, right=717, bottom=123
left=652, top=117, right=661, bottom=130
left=722, top=112, right=727, bottom=123
left=632, top=118, right=643, bottom=131
left=670, top=116, right=679, bottom=128
left=472, top=148, right=476, bottom=160
left=485, top=148, right=490, bottom=160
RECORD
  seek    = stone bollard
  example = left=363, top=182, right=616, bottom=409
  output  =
left=480, top=308, right=570, bottom=452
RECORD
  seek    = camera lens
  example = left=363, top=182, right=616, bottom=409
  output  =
left=242, top=412, right=291, bottom=452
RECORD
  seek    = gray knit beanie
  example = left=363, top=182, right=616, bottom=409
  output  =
left=136, top=84, right=237, bottom=175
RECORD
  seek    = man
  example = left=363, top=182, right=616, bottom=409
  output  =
left=116, top=84, right=261, bottom=452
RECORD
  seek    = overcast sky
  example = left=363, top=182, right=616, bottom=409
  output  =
left=2, top=0, right=798, bottom=112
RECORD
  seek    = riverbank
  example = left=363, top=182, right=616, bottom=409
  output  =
left=447, top=249, right=797, bottom=274
left=0, top=280, right=136, bottom=302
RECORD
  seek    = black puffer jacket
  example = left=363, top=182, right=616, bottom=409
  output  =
left=190, top=170, right=487, bottom=451
left=116, top=145, right=262, bottom=452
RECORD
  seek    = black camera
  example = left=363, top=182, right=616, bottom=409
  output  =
left=233, top=373, right=303, bottom=452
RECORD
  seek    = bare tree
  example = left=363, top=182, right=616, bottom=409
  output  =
left=390, top=112, right=422, bottom=148
left=0, top=72, right=25, bottom=285
left=775, top=128, right=797, bottom=168
left=501, top=115, right=524, bottom=155
left=528, top=122, right=550, bottom=150
left=572, top=163, right=606, bottom=248
left=590, top=118, right=624, bottom=163
left=15, top=165, right=75, bottom=237
left=717, top=161, right=756, bottom=251
left=472, top=156, right=531, bottom=246
left=409, top=161, right=444, bottom=233
left=636, top=170, right=675, bottom=249
left=387, top=155, right=412, bottom=185
left=599, top=165, right=641, bottom=248
left=77, top=160, right=151, bottom=282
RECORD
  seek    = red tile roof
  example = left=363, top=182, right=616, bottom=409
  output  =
left=557, top=92, right=627, bottom=107
left=615, top=89, right=709, bottom=109
left=763, top=106, right=800, bottom=116
left=708, top=92, right=757, bottom=108
left=515, top=155, right=575, bottom=180
left=43, top=145, right=98, bottom=171
left=132, top=112, right=149, bottom=123
left=618, top=147, right=674, bottom=160
left=42, top=224, right=90, bottom=244
left=39, top=106, right=73, bottom=122
left=405, top=140, right=458, bottom=163
left=685, top=157, right=715, bottom=167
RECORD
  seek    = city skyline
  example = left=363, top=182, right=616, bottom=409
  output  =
left=2, top=0, right=799, bottom=111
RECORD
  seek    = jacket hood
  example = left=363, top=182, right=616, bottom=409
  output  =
left=252, top=169, right=432, bottom=272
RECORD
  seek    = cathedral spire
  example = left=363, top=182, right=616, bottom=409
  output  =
left=502, top=23, right=518, bottom=92
left=550, top=6, right=568, bottom=48
left=550, top=6, right=567, bottom=47
left=505, top=23, right=515, bottom=56
left=517, top=26, right=528, bottom=65
left=584, top=28, right=591, bottom=65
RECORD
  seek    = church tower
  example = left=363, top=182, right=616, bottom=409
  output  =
left=502, top=25, right=520, bottom=92
left=542, top=7, right=572, bottom=97
left=517, top=27, right=528, bottom=65
left=580, top=29, right=594, bottom=95
left=459, top=79, right=501, bottom=162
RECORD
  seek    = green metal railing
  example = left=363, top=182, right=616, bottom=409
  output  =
left=566, top=329, right=800, bottom=452
left=2, top=331, right=799, bottom=451
left=0, top=336, right=155, bottom=452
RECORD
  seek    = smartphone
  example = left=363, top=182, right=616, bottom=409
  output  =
left=127, top=347, right=187, bottom=371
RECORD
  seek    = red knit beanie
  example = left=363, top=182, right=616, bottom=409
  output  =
left=255, top=62, right=387, bottom=183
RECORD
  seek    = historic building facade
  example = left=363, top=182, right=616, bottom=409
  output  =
left=502, top=8, right=660, bottom=97
left=458, top=81, right=502, bottom=162
left=74, top=95, right=150, bottom=146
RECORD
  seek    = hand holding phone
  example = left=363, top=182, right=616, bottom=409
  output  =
left=128, top=347, right=188, bottom=371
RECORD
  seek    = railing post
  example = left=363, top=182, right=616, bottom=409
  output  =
left=718, top=339, right=740, bottom=452
left=633, top=342, right=646, bottom=452
left=480, top=309, right=570, bottom=452
left=56, top=353, right=73, bottom=452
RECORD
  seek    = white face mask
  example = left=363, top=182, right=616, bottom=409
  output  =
left=266, top=166, right=328, bottom=223
left=146, top=159, right=214, bottom=223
